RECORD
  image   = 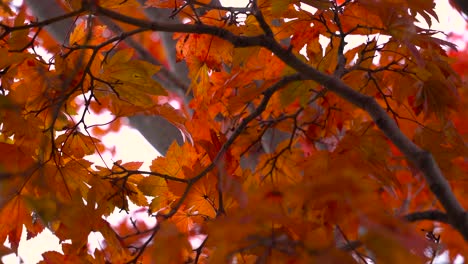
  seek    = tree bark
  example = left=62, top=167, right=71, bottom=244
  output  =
left=451, top=0, right=468, bottom=17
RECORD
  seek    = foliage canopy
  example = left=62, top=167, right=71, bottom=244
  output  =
left=0, top=0, right=467, bottom=263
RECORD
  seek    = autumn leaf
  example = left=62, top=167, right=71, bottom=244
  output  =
left=99, top=49, right=167, bottom=109
left=414, top=122, right=468, bottom=180
left=0, top=142, right=35, bottom=174
left=340, top=2, right=384, bottom=34
left=361, top=219, right=429, bottom=264
left=0, top=0, right=13, bottom=16
left=0, top=48, right=33, bottom=70
left=319, top=36, right=340, bottom=74
left=333, top=121, right=397, bottom=187
left=150, top=142, right=201, bottom=179
left=145, top=0, right=184, bottom=8
left=99, top=0, right=139, bottom=9
left=145, top=222, right=192, bottom=264
left=103, top=49, right=167, bottom=94
left=0, top=195, right=41, bottom=253
left=126, top=174, right=149, bottom=207
left=271, top=0, right=291, bottom=16
left=69, top=20, right=108, bottom=47
left=137, top=175, right=168, bottom=197
left=179, top=165, right=218, bottom=218
left=2, top=0, right=468, bottom=262
left=0, top=244, right=13, bottom=259
left=56, top=131, right=103, bottom=159
left=7, top=6, right=29, bottom=50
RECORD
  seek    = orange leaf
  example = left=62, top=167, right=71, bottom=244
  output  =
left=0, top=196, right=39, bottom=253
left=7, top=6, right=29, bottom=50
left=146, top=221, right=192, bottom=263
left=56, top=131, right=102, bottom=159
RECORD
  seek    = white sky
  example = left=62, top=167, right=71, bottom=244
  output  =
left=2, top=0, right=467, bottom=263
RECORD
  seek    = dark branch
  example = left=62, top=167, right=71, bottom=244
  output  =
left=404, top=210, right=450, bottom=224
left=94, top=5, right=468, bottom=240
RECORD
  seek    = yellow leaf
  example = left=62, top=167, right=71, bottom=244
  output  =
left=192, top=63, right=210, bottom=99
left=272, top=0, right=291, bottom=16
left=148, top=192, right=176, bottom=213
left=279, top=80, right=317, bottom=107
left=64, top=0, right=82, bottom=11
left=105, top=49, right=134, bottom=67
left=0, top=48, right=32, bottom=69
left=362, top=230, right=426, bottom=264
left=24, top=196, right=58, bottom=226
left=137, top=176, right=168, bottom=197
left=103, top=49, right=167, bottom=99
left=99, top=0, right=139, bottom=8
left=0, top=0, right=13, bottom=16
left=126, top=178, right=149, bottom=207
left=96, top=219, right=134, bottom=262
left=69, top=21, right=108, bottom=47
left=244, top=15, right=264, bottom=36
left=69, top=20, right=87, bottom=46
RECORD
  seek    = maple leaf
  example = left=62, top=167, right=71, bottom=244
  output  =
left=150, top=142, right=201, bottom=179
left=0, top=195, right=43, bottom=253
left=0, top=142, right=35, bottom=174
left=100, top=49, right=167, bottom=107
left=7, top=6, right=29, bottom=50
left=0, top=48, right=33, bottom=70
left=340, top=2, right=385, bottom=34
left=2, top=0, right=468, bottom=262
left=144, top=222, right=192, bottom=263
left=69, top=20, right=107, bottom=47
left=414, top=122, right=468, bottom=180
left=181, top=165, right=218, bottom=218
left=56, top=131, right=103, bottom=159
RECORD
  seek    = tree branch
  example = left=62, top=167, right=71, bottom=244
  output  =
left=404, top=210, right=449, bottom=224
left=161, top=74, right=304, bottom=219
left=25, top=1, right=468, bottom=241
left=25, top=0, right=185, bottom=155
left=24, top=0, right=76, bottom=44
left=93, top=5, right=468, bottom=240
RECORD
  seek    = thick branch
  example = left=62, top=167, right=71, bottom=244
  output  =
left=136, top=1, right=191, bottom=90
left=94, top=5, right=468, bottom=240
left=404, top=210, right=449, bottom=224
left=24, top=0, right=75, bottom=44
left=452, top=0, right=468, bottom=16
left=25, top=1, right=468, bottom=240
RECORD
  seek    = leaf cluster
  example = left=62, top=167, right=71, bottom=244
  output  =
left=0, top=0, right=466, bottom=263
